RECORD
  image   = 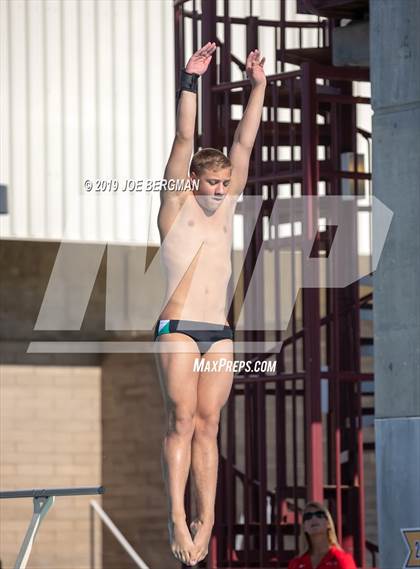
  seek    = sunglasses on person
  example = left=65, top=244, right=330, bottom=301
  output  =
left=303, top=510, right=327, bottom=522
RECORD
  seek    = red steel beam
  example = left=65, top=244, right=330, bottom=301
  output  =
left=301, top=62, right=324, bottom=503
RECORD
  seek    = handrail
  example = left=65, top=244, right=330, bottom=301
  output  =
left=182, top=9, right=326, bottom=29
left=0, top=486, right=105, bottom=499
left=212, top=70, right=301, bottom=92
left=90, top=500, right=150, bottom=569
left=365, top=539, right=379, bottom=567
left=0, top=486, right=104, bottom=569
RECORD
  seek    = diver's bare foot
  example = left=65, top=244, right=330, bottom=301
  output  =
left=168, top=516, right=198, bottom=566
left=189, top=517, right=214, bottom=563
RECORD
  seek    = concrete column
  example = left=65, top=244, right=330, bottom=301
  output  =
left=370, top=1, right=420, bottom=568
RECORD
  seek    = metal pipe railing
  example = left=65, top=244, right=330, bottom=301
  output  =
left=89, top=500, right=150, bottom=569
left=0, top=486, right=104, bottom=569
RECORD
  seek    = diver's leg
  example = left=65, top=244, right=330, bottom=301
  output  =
left=190, top=338, right=234, bottom=562
left=155, top=331, right=201, bottom=566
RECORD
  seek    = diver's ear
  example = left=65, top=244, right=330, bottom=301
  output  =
left=189, top=171, right=200, bottom=192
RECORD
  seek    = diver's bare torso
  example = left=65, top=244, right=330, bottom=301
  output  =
left=157, top=188, right=238, bottom=325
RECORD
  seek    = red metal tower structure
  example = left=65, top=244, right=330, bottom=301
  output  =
left=174, top=1, right=375, bottom=567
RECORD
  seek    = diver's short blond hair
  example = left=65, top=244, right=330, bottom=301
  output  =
left=190, top=147, right=231, bottom=176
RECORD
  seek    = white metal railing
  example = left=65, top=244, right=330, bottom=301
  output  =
left=0, top=486, right=104, bottom=569
left=90, top=500, right=150, bottom=569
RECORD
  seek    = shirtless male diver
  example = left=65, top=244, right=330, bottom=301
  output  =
left=154, top=42, right=266, bottom=566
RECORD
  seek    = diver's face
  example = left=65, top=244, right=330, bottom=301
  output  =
left=191, top=167, right=232, bottom=212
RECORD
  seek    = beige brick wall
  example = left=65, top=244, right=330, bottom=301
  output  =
left=101, top=353, right=178, bottom=569
left=0, top=356, right=180, bottom=569
left=0, top=365, right=103, bottom=569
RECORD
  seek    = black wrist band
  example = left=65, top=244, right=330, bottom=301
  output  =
left=179, top=68, right=199, bottom=93
left=176, top=68, right=199, bottom=105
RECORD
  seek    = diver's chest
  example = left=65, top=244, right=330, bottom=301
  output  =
left=173, top=207, right=232, bottom=242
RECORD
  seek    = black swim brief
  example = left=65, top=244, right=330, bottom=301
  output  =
left=154, top=319, right=233, bottom=356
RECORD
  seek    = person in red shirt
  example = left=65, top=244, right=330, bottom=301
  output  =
left=288, top=501, right=358, bottom=569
